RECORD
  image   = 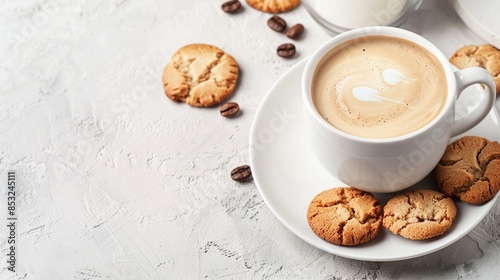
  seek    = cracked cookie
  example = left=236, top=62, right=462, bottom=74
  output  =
left=162, top=44, right=239, bottom=107
left=307, top=187, right=382, bottom=246
left=246, top=0, right=301, bottom=13
left=449, top=44, right=500, bottom=94
left=383, top=189, right=456, bottom=240
left=434, top=136, right=500, bottom=205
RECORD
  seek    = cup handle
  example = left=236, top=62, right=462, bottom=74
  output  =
left=451, top=67, right=496, bottom=137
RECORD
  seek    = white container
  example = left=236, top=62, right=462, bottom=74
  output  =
left=304, top=0, right=422, bottom=34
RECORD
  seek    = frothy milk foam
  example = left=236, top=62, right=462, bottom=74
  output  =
left=312, top=36, right=447, bottom=138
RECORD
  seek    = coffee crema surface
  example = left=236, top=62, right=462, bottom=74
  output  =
left=312, top=35, right=447, bottom=138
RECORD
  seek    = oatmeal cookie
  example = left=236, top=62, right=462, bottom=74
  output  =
left=307, top=187, right=382, bottom=246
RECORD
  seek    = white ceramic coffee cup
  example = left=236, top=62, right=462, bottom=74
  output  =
left=302, top=26, right=496, bottom=193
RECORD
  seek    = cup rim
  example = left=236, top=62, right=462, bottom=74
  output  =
left=302, top=26, right=456, bottom=144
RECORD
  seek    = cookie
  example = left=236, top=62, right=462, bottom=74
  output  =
left=246, top=0, right=300, bottom=13
left=449, top=44, right=500, bottom=94
left=383, top=189, right=457, bottom=240
left=434, top=136, right=500, bottom=205
left=307, top=187, right=382, bottom=246
left=162, top=44, right=239, bottom=107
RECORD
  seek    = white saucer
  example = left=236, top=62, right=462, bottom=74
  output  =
left=249, top=58, right=500, bottom=261
left=453, top=0, right=500, bottom=49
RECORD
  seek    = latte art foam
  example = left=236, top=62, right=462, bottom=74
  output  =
left=312, top=36, right=447, bottom=138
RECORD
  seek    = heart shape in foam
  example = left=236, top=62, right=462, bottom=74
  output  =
left=352, top=68, right=416, bottom=105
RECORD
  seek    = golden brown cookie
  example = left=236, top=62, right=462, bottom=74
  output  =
left=434, top=136, right=500, bottom=205
left=307, top=187, right=382, bottom=246
left=383, top=189, right=457, bottom=240
left=162, top=44, right=238, bottom=107
left=449, top=44, right=500, bottom=94
left=246, top=0, right=300, bottom=13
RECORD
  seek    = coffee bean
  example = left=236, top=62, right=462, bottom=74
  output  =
left=267, top=15, right=287, bottom=32
left=277, top=43, right=296, bottom=58
left=286, top=24, right=304, bottom=40
left=222, top=0, right=241, bottom=13
left=220, top=102, right=240, bottom=117
left=231, top=165, right=252, bottom=181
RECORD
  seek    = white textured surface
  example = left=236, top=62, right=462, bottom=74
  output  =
left=0, top=0, right=500, bottom=279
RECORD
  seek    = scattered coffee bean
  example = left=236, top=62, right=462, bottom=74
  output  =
left=267, top=15, right=287, bottom=32
left=222, top=0, right=241, bottom=13
left=220, top=102, right=240, bottom=117
left=231, top=165, right=252, bottom=181
left=286, top=24, right=304, bottom=40
left=277, top=43, right=296, bottom=58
